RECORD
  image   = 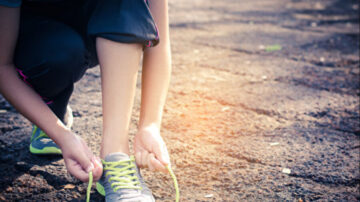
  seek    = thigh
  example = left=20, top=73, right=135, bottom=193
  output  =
left=13, top=13, right=87, bottom=98
left=19, top=0, right=100, bottom=69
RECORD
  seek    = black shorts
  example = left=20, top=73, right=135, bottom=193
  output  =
left=19, top=0, right=159, bottom=67
left=13, top=0, right=159, bottom=121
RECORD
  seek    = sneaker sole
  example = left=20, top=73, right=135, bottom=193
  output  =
left=29, top=144, right=62, bottom=155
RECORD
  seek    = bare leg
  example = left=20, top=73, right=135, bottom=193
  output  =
left=96, top=37, right=142, bottom=158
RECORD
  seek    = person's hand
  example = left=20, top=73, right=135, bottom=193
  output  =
left=58, top=132, right=103, bottom=182
left=134, top=125, right=170, bottom=173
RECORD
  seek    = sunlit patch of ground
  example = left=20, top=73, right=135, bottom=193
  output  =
left=1, top=0, right=359, bottom=201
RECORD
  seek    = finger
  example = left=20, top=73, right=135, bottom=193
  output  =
left=65, top=158, right=90, bottom=182
left=154, top=143, right=170, bottom=166
left=71, top=135, right=94, bottom=173
left=135, top=151, right=143, bottom=167
left=91, top=156, right=102, bottom=170
left=80, top=137, right=94, bottom=159
left=95, top=156, right=103, bottom=169
left=91, top=156, right=103, bottom=181
left=73, top=144, right=94, bottom=173
left=162, top=146, right=171, bottom=165
left=147, top=153, right=155, bottom=171
left=150, top=154, right=167, bottom=173
left=141, top=151, right=149, bottom=168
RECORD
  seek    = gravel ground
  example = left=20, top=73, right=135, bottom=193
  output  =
left=0, top=0, right=359, bottom=201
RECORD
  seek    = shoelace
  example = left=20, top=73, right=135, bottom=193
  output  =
left=102, top=156, right=141, bottom=191
left=87, top=172, right=93, bottom=202
left=86, top=158, right=180, bottom=202
left=167, top=165, right=180, bottom=202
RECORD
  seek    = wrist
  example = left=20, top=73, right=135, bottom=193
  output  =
left=51, top=127, right=75, bottom=149
left=138, top=123, right=160, bottom=132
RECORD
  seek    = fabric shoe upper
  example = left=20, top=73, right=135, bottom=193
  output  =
left=96, top=152, right=155, bottom=202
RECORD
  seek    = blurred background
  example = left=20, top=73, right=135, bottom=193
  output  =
left=0, top=0, right=359, bottom=201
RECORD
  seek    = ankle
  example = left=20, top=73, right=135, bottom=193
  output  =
left=100, top=147, right=130, bottom=159
left=100, top=132, right=130, bottom=158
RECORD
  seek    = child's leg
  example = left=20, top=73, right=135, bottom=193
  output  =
left=14, top=14, right=87, bottom=122
left=95, top=37, right=143, bottom=158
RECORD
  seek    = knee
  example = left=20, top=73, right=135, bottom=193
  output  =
left=35, top=33, right=87, bottom=97
left=47, top=33, right=87, bottom=83
left=13, top=18, right=90, bottom=99
left=14, top=27, right=88, bottom=98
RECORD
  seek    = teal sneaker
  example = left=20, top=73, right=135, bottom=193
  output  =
left=29, top=106, right=73, bottom=155
left=96, top=152, right=155, bottom=202
left=29, top=125, right=62, bottom=155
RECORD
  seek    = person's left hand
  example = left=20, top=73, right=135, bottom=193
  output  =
left=134, top=125, right=170, bottom=173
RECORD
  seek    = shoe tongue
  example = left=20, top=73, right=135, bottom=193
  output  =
left=104, top=152, right=130, bottom=162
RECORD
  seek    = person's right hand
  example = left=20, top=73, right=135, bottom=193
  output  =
left=58, top=132, right=103, bottom=182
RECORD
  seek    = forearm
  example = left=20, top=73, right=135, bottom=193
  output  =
left=140, top=50, right=171, bottom=129
left=0, top=6, right=70, bottom=145
left=139, top=0, right=171, bottom=129
left=0, top=65, right=71, bottom=145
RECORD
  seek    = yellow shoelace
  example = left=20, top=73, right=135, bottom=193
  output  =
left=166, top=165, right=180, bottom=202
left=102, top=157, right=142, bottom=191
left=86, top=172, right=93, bottom=202
left=86, top=158, right=180, bottom=202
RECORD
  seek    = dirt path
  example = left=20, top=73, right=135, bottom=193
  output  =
left=1, top=0, right=359, bottom=201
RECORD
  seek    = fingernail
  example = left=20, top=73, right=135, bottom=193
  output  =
left=91, top=156, right=101, bottom=168
left=86, top=163, right=94, bottom=173
left=95, top=159, right=102, bottom=167
left=96, top=156, right=102, bottom=162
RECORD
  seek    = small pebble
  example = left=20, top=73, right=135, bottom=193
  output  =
left=265, top=44, right=282, bottom=52
left=77, top=186, right=84, bottom=193
left=204, top=194, right=214, bottom=198
left=221, top=106, right=230, bottom=112
left=64, top=184, right=75, bottom=189
left=270, top=142, right=279, bottom=146
left=282, top=168, right=291, bottom=174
